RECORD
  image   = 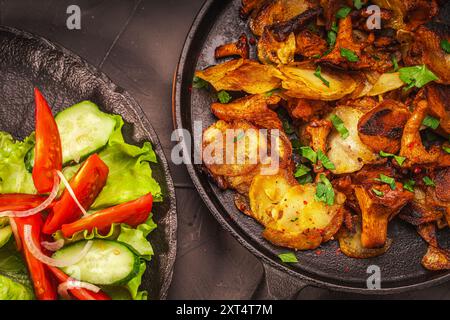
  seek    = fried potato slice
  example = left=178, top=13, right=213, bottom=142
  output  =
left=215, top=33, right=250, bottom=59
left=337, top=216, right=392, bottom=259
left=422, top=245, right=450, bottom=271
left=327, top=106, right=378, bottom=174
left=195, top=59, right=282, bottom=94
left=203, top=120, right=263, bottom=177
left=358, top=99, right=410, bottom=154
left=211, top=94, right=282, bottom=130
left=366, top=72, right=405, bottom=96
left=262, top=184, right=345, bottom=250
left=277, top=63, right=357, bottom=100
left=258, top=30, right=296, bottom=65
left=249, top=0, right=315, bottom=36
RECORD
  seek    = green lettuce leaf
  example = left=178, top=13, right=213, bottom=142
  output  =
left=0, top=132, right=36, bottom=194
left=0, top=241, right=34, bottom=300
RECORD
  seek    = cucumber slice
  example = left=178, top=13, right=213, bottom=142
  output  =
left=0, top=226, right=12, bottom=249
left=55, top=101, right=117, bottom=164
left=52, top=240, right=139, bottom=285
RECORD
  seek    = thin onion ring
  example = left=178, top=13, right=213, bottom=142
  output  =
left=57, top=280, right=100, bottom=300
left=9, top=218, right=21, bottom=251
left=56, top=170, right=88, bottom=217
left=0, top=174, right=60, bottom=218
left=41, top=239, right=65, bottom=252
left=24, top=224, right=92, bottom=267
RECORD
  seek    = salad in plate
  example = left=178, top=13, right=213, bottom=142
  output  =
left=0, top=88, right=162, bottom=300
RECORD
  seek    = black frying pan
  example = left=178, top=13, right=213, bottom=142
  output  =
left=173, top=0, right=450, bottom=298
left=0, top=26, right=177, bottom=300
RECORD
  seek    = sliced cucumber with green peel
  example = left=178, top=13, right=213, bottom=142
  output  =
left=52, top=240, right=139, bottom=285
left=0, top=226, right=12, bottom=249
left=55, top=101, right=117, bottom=164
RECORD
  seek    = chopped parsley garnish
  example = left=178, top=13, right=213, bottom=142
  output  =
left=375, top=174, right=396, bottom=190
left=233, top=131, right=245, bottom=143
left=192, top=76, right=208, bottom=89
left=330, top=114, right=349, bottom=139
left=294, top=164, right=311, bottom=178
left=423, top=176, right=435, bottom=187
left=399, top=65, right=438, bottom=90
left=331, top=21, right=339, bottom=33
left=379, top=151, right=406, bottom=166
left=391, top=56, right=399, bottom=72
left=372, top=188, right=384, bottom=197
left=314, top=66, right=330, bottom=87
left=297, top=174, right=313, bottom=185
left=217, top=90, right=232, bottom=104
left=336, top=7, right=352, bottom=19
left=278, top=252, right=298, bottom=263
left=317, top=150, right=336, bottom=170
left=354, top=0, right=363, bottom=9
left=315, top=174, right=335, bottom=206
left=422, top=115, right=440, bottom=130
left=443, top=146, right=450, bottom=154
left=441, top=39, right=450, bottom=54
left=291, top=139, right=302, bottom=153
left=340, top=48, right=359, bottom=62
left=327, top=30, right=337, bottom=48
left=403, top=179, right=415, bottom=192
left=300, top=146, right=317, bottom=163
left=264, top=88, right=282, bottom=97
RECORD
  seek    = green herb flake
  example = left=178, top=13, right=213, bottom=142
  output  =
left=327, top=30, right=337, bottom=48
left=423, top=176, right=435, bottom=187
left=291, top=139, right=302, bottom=153
left=300, top=146, right=317, bottom=163
left=217, top=90, right=232, bottom=104
left=399, top=65, right=439, bottom=89
left=379, top=151, right=406, bottom=166
left=372, top=188, right=384, bottom=197
left=315, top=174, right=335, bottom=206
left=313, top=66, right=330, bottom=88
left=443, top=146, right=450, bottom=154
left=330, top=114, right=349, bottom=139
left=403, top=179, right=415, bottom=193
left=441, top=39, right=450, bottom=54
left=354, top=0, right=363, bottom=9
left=392, top=56, right=399, bottom=72
left=264, top=88, right=282, bottom=97
left=278, top=252, right=298, bottom=263
left=340, top=48, right=359, bottom=62
left=294, top=164, right=311, bottom=178
left=331, top=21, right=339, bottom=33
left=375, top=174, right=396, bottom=190
left=192, top=76, right=208, bottom=89
left=317, top=150, right=336, bottom=170
left=336, top=6, right=352, bottom=19
left=297, top=174, right=313, bottom=185
left=422, top=115, right=440, bottom=130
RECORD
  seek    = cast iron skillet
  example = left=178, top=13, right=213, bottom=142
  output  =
left=0, top=26, right=177, bottom=300
left=173, top=0, right=450, bottom=298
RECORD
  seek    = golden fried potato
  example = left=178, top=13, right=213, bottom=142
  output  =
left=327, top=106, right=378, bottom=174
left=277, top=63, right=357, bottom=100
left=422, top=245, right=450, bottom=271
left=215, top=33, right=249, bottom=59
left=263, top=184, right=345, bottom=250
left=202, top=120, right=263, bottom=177
left=337, top=216, right=392, bottom=259
left=249, top=0, right=314, bottom=36
left=258, top=31, right=296, bottom=65
left=195, top=59, right=282, bottom=94
left=366, top=72, right=405, bottom=96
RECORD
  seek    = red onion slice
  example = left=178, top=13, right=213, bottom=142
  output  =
left=57, top=280, right=101, bottom=300
left=56, top=170, right=88, bottom=217
left=9, top=218, right=22, bottom=251
left=0, top=174, right=60, bottom=218
left=24, top=224, right=92, bottom=267
left=41, top=239, right=65, bottom=252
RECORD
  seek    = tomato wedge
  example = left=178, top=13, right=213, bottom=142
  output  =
left=43, top=154, right=109, bottom=235
left=13, top=214, right=57, bottom=300
left=61, top=193, right=153, bottom=237
left=0, top=194, right=46, bottom=211
left=48, top=266, right=111, bottom=300
left=32, top=88, right=62, bottom=194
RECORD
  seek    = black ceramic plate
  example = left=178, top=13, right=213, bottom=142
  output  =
left=0, top=26, right=177, bottom=299
left=174, top=0, right=450, bottom=295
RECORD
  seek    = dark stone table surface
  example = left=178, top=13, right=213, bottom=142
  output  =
left=1, top=0, right=448, bottom=299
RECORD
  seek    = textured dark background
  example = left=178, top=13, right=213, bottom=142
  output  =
left=1, top=0, right=448, bottom=299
